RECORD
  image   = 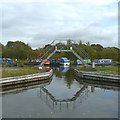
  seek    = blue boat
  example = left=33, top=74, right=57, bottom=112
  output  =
left=1, top=58, right=14, bottom=64
left=92, top=59, right=113, bottom=65
left=59, top=57, right=70, bottom=66
left=1, top=58, right=17, bottom=67
left=74, top=59, right=91, bottom=65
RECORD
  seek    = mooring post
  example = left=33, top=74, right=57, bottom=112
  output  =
left=92, top=61, right=95, bottom=69
left=55, top=46, right=57, bottom=50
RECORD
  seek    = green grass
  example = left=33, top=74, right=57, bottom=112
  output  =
left=113, top=61, right=120, bottom=65
left=2, top=66, right=49, bottom=78
left=70, top=61, right=74, bottom=65
left=77, top=66, right=119, bottom=75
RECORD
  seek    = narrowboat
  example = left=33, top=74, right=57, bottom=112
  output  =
left=30, top=59, right=41, bottom=63
left=41, top=59, right=50, bottom=65
left=59, top=57, right=70, bottom=66
left=74, top=60, right=82, bottom=65
left=1, top=58, right=17, bottom=67
left=74, top=59, right=91, bottom=65
left=92, top=59, right=113, bottom=65
left=27, top=59, right=41, bottom=65
left=26, top=59, right=50, bottom=65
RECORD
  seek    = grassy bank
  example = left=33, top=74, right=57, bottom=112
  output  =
left=77, top=66, right=119, bottom=75
left=2, top=66, right=49, bottom=78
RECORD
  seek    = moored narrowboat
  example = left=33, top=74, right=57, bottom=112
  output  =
left=92, top=59, right=113, bottom=65
left=41, top=59, right=50, bottom=65
left=59, top=57, right=70, bottom=66
left=74, top=59, right=91, bottom=65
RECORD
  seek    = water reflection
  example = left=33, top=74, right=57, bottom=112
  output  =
left=53, top=67, right=74, bottom=88
left=36, top=66, right=118, bottom=113
left=59, top=66, right=69, bottom=72
left=2, top=66, right=119, bottom=118
left=64, top=68, right=74, bottom=88
left=37, top=85, right=89, bottom=112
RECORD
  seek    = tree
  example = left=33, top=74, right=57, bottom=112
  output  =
left=2, top=40, right=120, bottom=62
left=0, top=43, right=4, bottom=57
left=5, top=41, right=32, bottom=59
left=91, top=44, right=103, bottom=51
left=67, top=39, right=72, bottom=45
left=86, top=41, right=90, bottom=46
left=79, top=40, right=82, bottom=46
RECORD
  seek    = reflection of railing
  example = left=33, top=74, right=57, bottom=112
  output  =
left=41, top=85, right=87, bottom=102
left=37, top=84, right=90, bottom=112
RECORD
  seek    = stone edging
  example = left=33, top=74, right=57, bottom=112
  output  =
left=1, top=69, right=53, bottom=86
left=74, top=69, right=120, bottom=83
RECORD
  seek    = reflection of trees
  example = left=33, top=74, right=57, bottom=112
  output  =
left=53, top=68, right=63, bottom=78
left=53, top=67, right=75, bottom=88
left=65, top=68, right=74, bottom=88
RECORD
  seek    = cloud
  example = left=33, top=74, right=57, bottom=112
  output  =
left=1, top=1, right=118, bottom=48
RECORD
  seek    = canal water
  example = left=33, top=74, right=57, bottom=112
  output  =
left=2, top=67, right=119, bottom=118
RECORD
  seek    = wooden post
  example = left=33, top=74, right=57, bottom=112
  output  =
left=91, top=86, right=95, bottom=92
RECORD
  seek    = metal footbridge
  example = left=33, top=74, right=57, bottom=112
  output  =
left=38, top=40, right=90, bottom=66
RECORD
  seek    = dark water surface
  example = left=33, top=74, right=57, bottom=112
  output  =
left=2, top=67, right=119, bottom=118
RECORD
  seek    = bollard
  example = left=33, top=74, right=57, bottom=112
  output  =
left=92, top=62, right=95, bottom=69
left=70, top=47, right=72, bottom=50
left=39, top=66, right=43, bottom=70
left=55, top=46, right=57, bottom=50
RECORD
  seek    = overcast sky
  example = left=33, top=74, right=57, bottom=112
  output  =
left=1, top=0, right=118, bottom=49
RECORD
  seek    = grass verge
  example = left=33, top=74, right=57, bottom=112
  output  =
left=77, top=66, right=119, bottom=75
left=2, top=66, right=49, bottom=78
